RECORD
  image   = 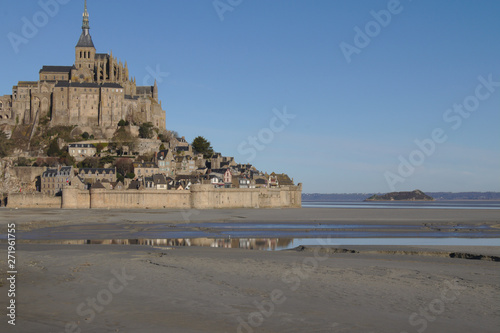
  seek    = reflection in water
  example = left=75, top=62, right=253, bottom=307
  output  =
left=20, top=238, right=293, bottom=250
left=10, top=237, right=500, bottom=249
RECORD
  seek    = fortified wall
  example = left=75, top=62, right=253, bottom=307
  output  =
left=7, top=184, right=302, bottom=209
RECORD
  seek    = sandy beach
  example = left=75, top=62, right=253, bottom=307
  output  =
left=1, top=208, right=499, bottom=332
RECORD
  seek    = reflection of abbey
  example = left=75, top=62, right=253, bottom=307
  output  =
left=0, top=1, right=166, bottom=135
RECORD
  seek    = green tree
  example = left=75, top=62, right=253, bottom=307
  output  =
left=139, top=122, right=154, bottom=139
left=95, top=143, right=106, bottom=154
left=111, top=127, right=137, bottom=155
left=78, top=157, right=99, bottom=169
left=47, top=139, right=61, bottom=157
left=118, top=119, right=129, bottom=127
left=82, top=132, right=90, bottom=140
left=59, top=152, right=75, bottom=167
left=99, top=155, right=115, bottom=168
left=192, top=136, right=214, bottom=159
left=114, top=158, right=134, bottom=176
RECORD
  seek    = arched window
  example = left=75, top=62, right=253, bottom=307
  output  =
left=0, top=102, right=3, bottom=109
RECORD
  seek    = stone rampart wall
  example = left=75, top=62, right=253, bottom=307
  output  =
left=7, top=184, right=302, bottom=209
left=7, top=193, right=61, bottom=208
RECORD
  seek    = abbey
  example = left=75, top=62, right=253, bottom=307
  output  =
left=0, top=1, right=166, bottom=135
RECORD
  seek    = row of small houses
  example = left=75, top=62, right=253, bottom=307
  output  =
left=41, top=166, right=285, bottom=196
left=68, top=142, right=253, bottom=177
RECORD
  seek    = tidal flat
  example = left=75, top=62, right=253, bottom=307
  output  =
left=0, top=208, right=499, bottom=332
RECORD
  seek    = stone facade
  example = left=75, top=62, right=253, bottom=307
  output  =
left=0, top=1, right=166, bottom=135
left=41, top=166, right=73, bottom=195
left=68, top=143, right=96, bottom=160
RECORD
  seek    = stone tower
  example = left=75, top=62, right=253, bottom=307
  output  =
left=73, top=0, right=96, bottom=83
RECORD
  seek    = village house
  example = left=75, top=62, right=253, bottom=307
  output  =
left=209, top=173, right=225, bottom=188
left=269, top=175, right=279, bottom=188
left=175, top=155, right=196, bottom=175
left=133, top=161, right=158, bottom=178
left=41, top=166, right=73, bottom=195
left=79, top=168, right=117, bottom=184
left=156, top=150, right=175, bottom=176
left=255, top=178, right=268, bottom=188
left=152, top=174, right=168, bottom=190
left=223, top=169, right=232, bottom=183
left=68, top=143, right=96, bottom=160
left=238, top=176, right=255, bottom=189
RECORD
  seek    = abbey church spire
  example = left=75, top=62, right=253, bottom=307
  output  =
left=82, top=0, right=90, bottom=32
left=74, top=0, right=95, bottom=82
left=76, top=0, right=94, bottom=48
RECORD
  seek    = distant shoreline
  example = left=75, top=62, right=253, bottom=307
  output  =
left=303, top=192, right=500, bottom=202
left=302, top=199, right=500, bottom=202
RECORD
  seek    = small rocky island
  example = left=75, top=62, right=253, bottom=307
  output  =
left=365, top=190, right=434, bottom=201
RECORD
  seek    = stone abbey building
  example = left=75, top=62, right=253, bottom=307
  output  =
left=0, top=1, right=166, bottom=136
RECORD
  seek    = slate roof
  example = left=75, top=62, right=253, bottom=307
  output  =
left=55, top=81, right=100, bottom=88
left=76, top=31, right=95, bottom=48
left=153, top=174, right=167, bottom=184
left=39, top=66, right=74, bottom=73
left=79, top=168, right=116, bottom=175
left=102, top=83, right=124, bottom=88
left=136, top=86, right=153, bottom=95
left=157, top=150, right=172, bottom=160
left=133, top=162, right=157, bottom=168
left=42, top=167, right=73, bottom=177
left=128, top=180, right=142, bottom=190
left=54, top=82, right=123, bottom=89
left=69, top=143, right=95, bottom=148
left=91, top=182, right=106, bottom=189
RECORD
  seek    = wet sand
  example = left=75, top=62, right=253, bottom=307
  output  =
left=1, top=207, right=500, bottom=232
left=0, top=208, right=499, bottom=332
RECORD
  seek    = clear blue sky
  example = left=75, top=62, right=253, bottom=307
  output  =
left=1, top=0, right=499, bottom=193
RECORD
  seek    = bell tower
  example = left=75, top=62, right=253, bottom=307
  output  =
left=73, top=0, right=96, bottom=82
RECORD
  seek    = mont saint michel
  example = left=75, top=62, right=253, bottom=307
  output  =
left=0, top=0, right=166, bottom=138
left=0, top=1, right=301, bottom=209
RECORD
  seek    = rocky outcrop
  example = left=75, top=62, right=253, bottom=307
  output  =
left=365, top=190, right=434, bottom=201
